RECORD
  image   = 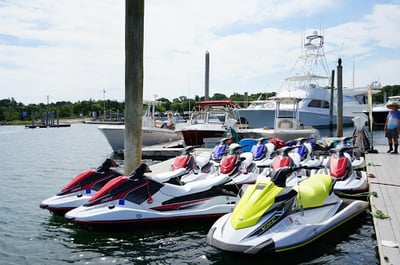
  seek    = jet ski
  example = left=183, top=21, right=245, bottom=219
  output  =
left=207, top=166, right=369, bottom=254
left=319, top=146, right=369, bottom=196
left=319, top=136, right=366, bottom=170
left=154, top=145, right=216, bottom=184
left=182, top=142, right=257, bottom=184
left=249, top=137, right=276, bottom=168
left=210, top=138, right=230, bottom=162
left=40, top=146, right=213, bottom=215
left=65, top=149, right=256, bottom=227
left=40, top=158, right=122, bottom=215
left=256, top=145, right=310, bottom=187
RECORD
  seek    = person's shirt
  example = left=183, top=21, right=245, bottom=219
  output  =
left=386, top=110, right=400, bottom=130
left=167, top=116, right=176, bottom=128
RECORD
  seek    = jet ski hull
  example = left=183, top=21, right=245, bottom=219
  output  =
left=333, top=171, right=369, bottom=196
left=207, top=199, right=369, bottom=254
left=65, top=195, right=237, bottom=227
left=40, top=191, right=95, bottom=215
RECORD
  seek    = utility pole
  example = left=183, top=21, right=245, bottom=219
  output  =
left=124, top=0, right=144, bottom=175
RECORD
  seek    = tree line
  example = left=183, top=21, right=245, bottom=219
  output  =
left=1, top=84, right=399, bottom=123
left=0, top=92, right=273, bottom=123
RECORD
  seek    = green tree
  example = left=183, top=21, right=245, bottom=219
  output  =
left=211, top=93, right=228, bottom=100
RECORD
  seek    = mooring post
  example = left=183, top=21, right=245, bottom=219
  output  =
left=57, top=110, right=59, bottom=127
left=336, top=58, right=343, bottom=137
left=205, top=51, right=210, bottom=101
left=31, top=112, right=34, bottom=127
left=329, top=70, right=335, bottom=129
left=124, top=0, right=144, bottom=175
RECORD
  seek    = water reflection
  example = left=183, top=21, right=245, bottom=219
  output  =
left=39, top=211, right=377, bottom=265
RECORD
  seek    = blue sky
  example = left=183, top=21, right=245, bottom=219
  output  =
left=0, top=0, right=399, bottom=104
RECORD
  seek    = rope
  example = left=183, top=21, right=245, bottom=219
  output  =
left=366, top=191, right=391, bottom=219
left=371, top=205, right=390, bottom=219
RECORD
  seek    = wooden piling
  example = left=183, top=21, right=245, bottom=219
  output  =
left=124, top=0, right=144, bottom=175
left=336, top=58, right=343, bottom=137
left=205, top=51, right=210, bottom=100
left=329, top=69, right=335, bottom=129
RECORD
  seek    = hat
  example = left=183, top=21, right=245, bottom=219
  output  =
left=386, top=101, right=400, bottom=109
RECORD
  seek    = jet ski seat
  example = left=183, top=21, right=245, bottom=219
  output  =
left=294, top=174, right=333, bottom=208
left=160, top=174, right=229, bottom=197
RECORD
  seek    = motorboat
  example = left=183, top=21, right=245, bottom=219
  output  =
left=98, top=124, right=184, bottom=152
left=244, top=97, right=320, bottom=141
left=178, top=98, right=320, bottom=147
left=238, top=31, right=381, bottom=129
left=39, top=158, right=123, bottom=215
left=363, top=95, right=400, bottom=126
left=64, top=144, right=258, bottom=228
left=98, top=100, right=185, bottom=152
left=206, top=166, right=369, bottom=254
left=176, top=100, right=250, bottom=146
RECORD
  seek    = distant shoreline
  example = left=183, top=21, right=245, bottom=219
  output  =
left=0, top=117, right=92, bottom=126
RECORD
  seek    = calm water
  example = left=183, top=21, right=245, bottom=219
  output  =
left=0, top=124, right=380, bottom=264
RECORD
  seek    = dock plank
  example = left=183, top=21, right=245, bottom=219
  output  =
left=366, top=145, right=400, bottom=265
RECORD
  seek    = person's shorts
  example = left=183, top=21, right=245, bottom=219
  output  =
left=385, top=128, right=399, bottom=139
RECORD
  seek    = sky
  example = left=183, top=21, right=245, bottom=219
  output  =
left=0, top=0, right=399, bottom=105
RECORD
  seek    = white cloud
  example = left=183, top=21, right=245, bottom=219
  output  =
left=0, top=0, right=399, bottom=104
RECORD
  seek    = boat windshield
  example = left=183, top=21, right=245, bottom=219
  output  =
left=189, top=111, right=234, bottom=125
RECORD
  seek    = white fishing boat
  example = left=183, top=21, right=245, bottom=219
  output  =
left=245, top=97, right=320, bottom=141
left=238, top=31, right=381, bottom=129
left=98, top=101, right=185, bottom=152
left=363, top=95, right=400, bottom=126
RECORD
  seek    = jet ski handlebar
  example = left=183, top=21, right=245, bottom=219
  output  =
left=270, top=165, right=323, bottom=187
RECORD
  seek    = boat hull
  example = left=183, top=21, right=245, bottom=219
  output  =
left=239, top=108, right=356, bottom=129
left=246, top=127, right=320, bottom=142
left=98, top=125, right=182, bottom=151
left=363, top=109, right=388, bottom=126
left=178, top=129, right=227, bottom=146
left=179, top=127, right=320, bottom=146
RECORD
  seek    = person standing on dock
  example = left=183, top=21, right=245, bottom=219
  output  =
left=384, top=101, right=400, bottom=154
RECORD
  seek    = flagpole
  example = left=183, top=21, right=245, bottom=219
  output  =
left=367, top=85, right=378, bottom=153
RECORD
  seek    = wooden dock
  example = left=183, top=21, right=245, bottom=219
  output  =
left=365, top=145, right=400, bottom=265
left=141, top=140, right=185, bottom=160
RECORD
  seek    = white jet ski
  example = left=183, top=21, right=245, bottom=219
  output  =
left=207, top=166, right=369, bottom=254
